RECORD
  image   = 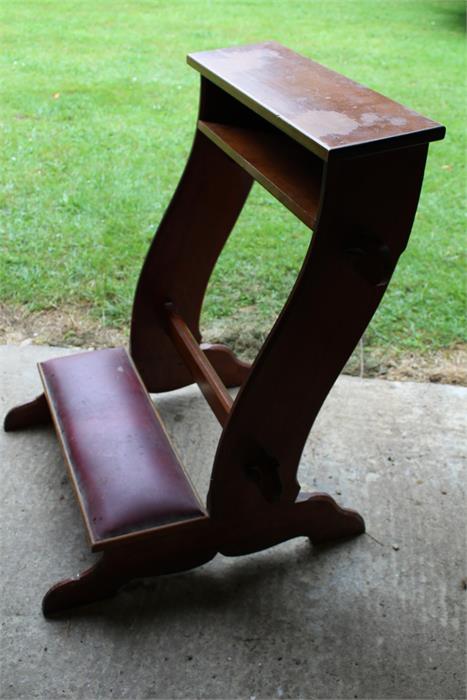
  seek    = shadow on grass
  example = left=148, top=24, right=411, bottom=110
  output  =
left=430, top=0, right=466, bottom=32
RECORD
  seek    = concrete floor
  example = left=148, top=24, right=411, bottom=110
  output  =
left=1, top=344, right=465, bottom=700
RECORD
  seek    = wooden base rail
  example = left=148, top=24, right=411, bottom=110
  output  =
left=165, top=302, right=233, bottom=426
left=4, top=42, right=444, bottom=616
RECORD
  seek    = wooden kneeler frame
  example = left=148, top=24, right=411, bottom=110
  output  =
left=5, top=43, right=445, bottom=616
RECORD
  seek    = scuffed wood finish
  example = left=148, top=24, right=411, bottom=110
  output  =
left=188, top=42, right=445, bottom=160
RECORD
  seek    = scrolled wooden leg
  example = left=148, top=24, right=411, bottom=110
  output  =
left=130, top=131, right=253, bottom=392
left=4, top=393, right=51, bottom=432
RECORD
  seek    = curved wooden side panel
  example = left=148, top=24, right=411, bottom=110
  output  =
left=130, top=130, right=253, bottom=392
left=208, top=145, right=429, bottom=520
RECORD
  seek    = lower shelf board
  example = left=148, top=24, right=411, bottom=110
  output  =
left=198, top=120, right=323, bottom=229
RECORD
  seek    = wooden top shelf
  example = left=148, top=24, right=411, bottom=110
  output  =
left=188, top=42, right=445, bottom=161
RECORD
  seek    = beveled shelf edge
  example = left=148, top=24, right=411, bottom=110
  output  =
left=198, top=120, right=321, bottom=229
left=328, top=124, right=446, bottom=161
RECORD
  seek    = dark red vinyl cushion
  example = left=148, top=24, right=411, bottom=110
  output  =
left=39, top=348, right=204, bottom=544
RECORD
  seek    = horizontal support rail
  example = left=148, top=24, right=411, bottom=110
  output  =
left=164, top=303, right=233, bottom=426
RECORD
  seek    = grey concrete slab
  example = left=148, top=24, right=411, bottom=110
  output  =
left=0, top=344, right=465, bottom=700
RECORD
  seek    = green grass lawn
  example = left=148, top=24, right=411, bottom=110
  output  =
left=1, top=0, right=465, bottom=351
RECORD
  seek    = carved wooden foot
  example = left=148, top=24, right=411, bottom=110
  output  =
left=4, top=394, right=51, bottom=432
left=202, top=342, right=251, bottom=387
left=294, top=492, right=365, bottom=544
left=42, top=556, right=128, bottom=617
left=42, top=538, right=218, bottom=616
left=219, top=493, right=364, bottom=556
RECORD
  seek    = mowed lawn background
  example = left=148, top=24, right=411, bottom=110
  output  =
left=1, top=0, right=465, bottom=356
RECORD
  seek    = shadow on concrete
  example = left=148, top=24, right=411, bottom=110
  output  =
left=53, top=536, right=359, bottom=627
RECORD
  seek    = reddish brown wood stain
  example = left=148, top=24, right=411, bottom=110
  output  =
left=4, top=43, right=444, bottom=616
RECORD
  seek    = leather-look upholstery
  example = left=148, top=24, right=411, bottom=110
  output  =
left=39, top=348, right=205, bottom=544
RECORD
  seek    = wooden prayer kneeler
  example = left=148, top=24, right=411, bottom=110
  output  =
left=4, top=43, right=445, bottom=616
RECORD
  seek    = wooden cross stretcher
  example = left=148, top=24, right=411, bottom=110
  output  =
left=4, top=43, right=445, bottom=616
